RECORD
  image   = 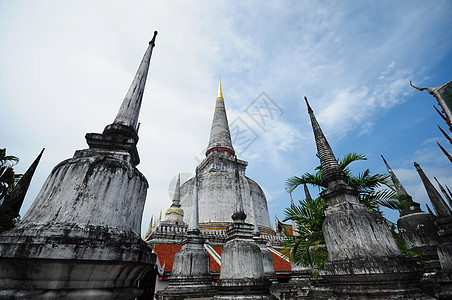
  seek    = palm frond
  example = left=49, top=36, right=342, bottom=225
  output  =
left=285, top=173, right=325, bottom=192
left=338, top=152, right=366, bottom=170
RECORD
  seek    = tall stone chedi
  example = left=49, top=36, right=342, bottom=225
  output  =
left=213, top=157, right=277, bottom=300
left=304, top=97, right=425, bottom=298
left=0, top=32, right=158, bottom=300
left=382, top=156, right=440, bottom=270
left=159, top=168, right=216, bottom=300
left=180, top=78, right=272, bottom=234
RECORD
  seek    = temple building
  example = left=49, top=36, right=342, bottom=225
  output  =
left=146, top=79, right=290, bottom=294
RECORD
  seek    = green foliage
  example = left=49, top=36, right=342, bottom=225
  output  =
left=283, top=196, right=328, bottom=280
left=283, top=152, right=417, bottom=279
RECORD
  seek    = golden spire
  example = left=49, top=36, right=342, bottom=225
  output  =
left=217, top=76, right=223, bottom=100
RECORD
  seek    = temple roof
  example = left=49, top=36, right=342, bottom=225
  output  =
left=151, top=243, right=290, bottom=279
left=206, top=78, right=235, bottom=156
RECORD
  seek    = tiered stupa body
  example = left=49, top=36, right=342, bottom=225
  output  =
left=0, top=33, right=158, bottom=300
left=304, top=97, right=426, bottom=299
left=180, top=79, right=272, bottom=234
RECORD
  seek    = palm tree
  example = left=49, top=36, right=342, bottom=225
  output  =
left=284, top=196, right=328, bottom=279
left=283, top=152, right=412, bottom=278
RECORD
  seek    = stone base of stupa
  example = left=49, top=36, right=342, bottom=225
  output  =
left=0, top=224, right=155, bottom=300
left=274, top=265, right=313, bottom=300
left=213, top=278, right=277, bottom=300
left=157, top=276, right=216, bottom=300
left=319, top=256, right=431, bottom=299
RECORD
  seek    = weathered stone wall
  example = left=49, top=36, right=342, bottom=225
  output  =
left=323, top=202, right=401, bottom=261
left=21, top=150, right=148, bottom=236
left=180, top=172, right=271, bottom=231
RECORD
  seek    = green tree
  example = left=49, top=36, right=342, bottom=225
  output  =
left=283, top=152, right=412, bottom=278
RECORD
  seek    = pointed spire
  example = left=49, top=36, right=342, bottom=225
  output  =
left=2, top=148, right=45, bottom=218
left=426, top=204, right=435, bottom=216
left=447, top=185, right=452, bottom=200
left=434, top=105, right=449, bottom=123
left=437, top=142, right=452, bottom=163
left=304, top=97, right=347, bottom=187
left=87, top=32, right=158, bottom=167
left=206, top=78, right=234, bottom=157
left=232, top=156, right=246, bottom=222
left=217, top=76, right=223, bottom=100
left=435, top=177, right=452, bottom=208
left=112, top=31, right=158, bottom=130
left=438, top=125, right=452, bottom=144
left=414, top=162, right=452, bottom=217
left=188, top=168, right=200, bottom=233
left=144, top=215, right=154, bottom=241
left=381, top=155, right=410, bottom=196
left=172, top=174, right=181, bottom=207
left=303, top=183, right=312, bottom=200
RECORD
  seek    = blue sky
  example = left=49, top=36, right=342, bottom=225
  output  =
left=1, top=1, right=451, bottom=236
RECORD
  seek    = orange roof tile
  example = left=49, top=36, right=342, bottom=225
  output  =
left=150, top=243, right=291, bottom=277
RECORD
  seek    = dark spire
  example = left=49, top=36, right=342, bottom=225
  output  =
left=112, top=31, right=158, bottom=131
left=381, top=155, right=409, bottom=196
left=447, top=185, right=452, bottom=200
left=382, top=155, right=421, bottom=215
left=426, top=203, right=435, bottom=216
left=304, top=96, right=347, bottom=187
left=414, top=162, right=452, bottom=217
left=438, top=125, right=452, bottom=144
left=434, top=177, right=452, bottom=208
left=303, top=183, right=312, bottom=200
left=3, top=148, right=44, bottom=218
left=206, top=77, right=235, bottom=157
left=437, top=142, right=452, bottom=163
left=433, top=105, right=448, bottom=123
left=86, top=32, right=158, bottom=166
left=232, top=156, right=246, bottom=222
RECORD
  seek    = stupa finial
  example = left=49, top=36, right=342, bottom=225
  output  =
left=217, top=76, right=223, bottom=100
left=304, top=96, right=347, bottom=187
